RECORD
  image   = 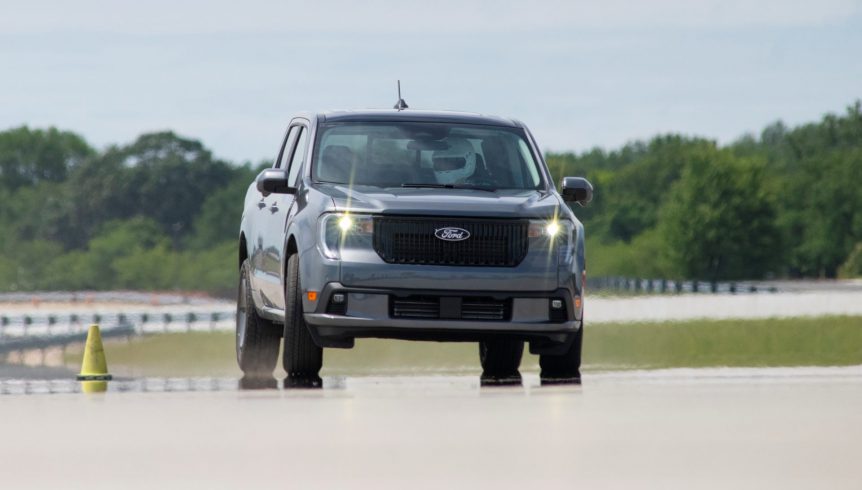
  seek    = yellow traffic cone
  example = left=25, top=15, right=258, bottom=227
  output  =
left=77, top=324, right=112, bottom=381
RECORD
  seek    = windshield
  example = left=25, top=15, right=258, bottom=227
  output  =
left=312, top=122, right=545, bottom=190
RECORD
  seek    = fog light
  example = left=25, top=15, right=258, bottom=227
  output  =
left=332, top=293, right=346, bottom=304
left=551, top=299, right=563, bottom=309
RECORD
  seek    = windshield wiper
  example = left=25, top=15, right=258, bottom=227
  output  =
left=401, top=183, right=498, bottom=192
left=401, top=183, right=449, bottom=188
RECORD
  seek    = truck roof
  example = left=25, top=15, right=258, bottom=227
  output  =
left=316, top=109, right=523, bottom=128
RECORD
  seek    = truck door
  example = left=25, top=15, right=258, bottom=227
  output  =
left=254, top=122, right=309, bottom=311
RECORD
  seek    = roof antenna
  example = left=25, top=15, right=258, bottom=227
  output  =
left=393, top=80, right=408, bottom=111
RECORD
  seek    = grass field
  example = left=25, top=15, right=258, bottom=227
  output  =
left=69, top=316, right=862, bottom=377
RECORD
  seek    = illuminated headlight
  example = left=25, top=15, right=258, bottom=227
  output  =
left=338, top=215, right=353, bottom=231
left=319, top=213, right=373, bottom=260
left=528, top=219, right=569, bottom=238
left=529, top=219, right=575, bottom=262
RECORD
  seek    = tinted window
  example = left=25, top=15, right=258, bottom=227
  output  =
left=287, top=127, right=308, bottom=186
left=313, top=122, right=544, bottom=190
left=275, top=126, right=300, bottom=169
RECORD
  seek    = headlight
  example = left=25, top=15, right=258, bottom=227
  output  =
left=528, top=219, right=569, bottom=238
left=529, top=219, right=574, bottom=262
left=319, top=213, right=373, bottom=260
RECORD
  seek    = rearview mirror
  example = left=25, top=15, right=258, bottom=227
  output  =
left=561, top=176, right=593, bottom=206
left=256, top=169, right=296, bottom=195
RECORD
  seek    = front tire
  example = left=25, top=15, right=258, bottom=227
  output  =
left=479, top=338, right=524, bottom=380
left=539, top=324, right=583, bottom=383
left=282, top=254, right=323, bottom=378
left=236, top=259, right=281, bottom=376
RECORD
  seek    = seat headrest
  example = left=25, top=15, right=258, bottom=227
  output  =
left=321, top=145, right=355, bottom=164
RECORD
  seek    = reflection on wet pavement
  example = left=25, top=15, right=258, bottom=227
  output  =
left=237, top=375, right=278, bottom=390
left=2, top=365, right=861, bottom=396
left=479, top=371, right=523, bottom=387
left=238, top=374, right=324, bottom=390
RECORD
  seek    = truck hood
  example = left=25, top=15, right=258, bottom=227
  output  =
left=314, top=183, right=563, bottom=219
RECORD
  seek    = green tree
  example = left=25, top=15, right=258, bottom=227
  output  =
left=186, top=164, right=256, bottom=249
left=61, top=131, right=235, bottom=248
left=84, top=217, right=171, bottom=286
left=839, top=243, right=862, bottom=278
left=0, top=126, right=94, bottom=191
left=123, top=132, right=234, bottom=245
left=113, top=245, right=181, bottom=290
left=659, top=149, right=780, bottom=280
left=548, top=136, right=717, bottom=242
left=3, top=240, right=65, bottom=290
left=787, top=147, right=862, bottom=276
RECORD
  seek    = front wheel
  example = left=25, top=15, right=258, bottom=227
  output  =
left=479, top=338, right=524, bottom=380
left=539, top=324, right=583, bottom=384
left=282, top=253, right=323, bottom=378
left=236, top=259, right=281, bottom=376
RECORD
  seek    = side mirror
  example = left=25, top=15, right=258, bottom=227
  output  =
left=560, top=176, right=593, bottom=206
left=256, top=169, right=296, bottom=195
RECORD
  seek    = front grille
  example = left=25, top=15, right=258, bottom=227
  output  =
left=391, top=296, right=438, bottom=318
left=373, top=217, right=529, bottom=267
left=462, top=298, right=508, bottom=320
left=390, top=295, right=510, bottom=321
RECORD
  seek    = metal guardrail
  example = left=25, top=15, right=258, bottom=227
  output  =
left=0, top=324, right=135, bottom=355
left=0, top=278, right=778, bottom=354
left=586, top=277, right=779, bottom=294
left=0, top=291, right=224, bottom=305
left=0, top=310, right=235, bottom=355
left=0, top=310, right=235, bottom=330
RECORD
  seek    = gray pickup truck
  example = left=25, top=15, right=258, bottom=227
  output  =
left=236, top=109, right=592, bottom=385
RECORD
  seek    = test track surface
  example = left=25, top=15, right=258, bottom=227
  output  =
left=1, top=368, right=860, bottom=489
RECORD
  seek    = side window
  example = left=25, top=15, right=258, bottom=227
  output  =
left=287, top=127, right=309, bottom=186
left=517, top=139, right=541, bottom=187
left=275, top=126, right=300, bottom=169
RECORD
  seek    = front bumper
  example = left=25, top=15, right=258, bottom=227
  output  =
left=303, top=282, right=582, bottom=354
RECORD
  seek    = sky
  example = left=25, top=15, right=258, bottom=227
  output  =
left=1, top=0, right=861, bottom=163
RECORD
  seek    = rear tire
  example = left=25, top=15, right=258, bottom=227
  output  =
left=236, top=260, right=281, bottom=376
left=479, top=338, right=524, bottom=379
left=282, top=254, right=323, bottom=377
left=539, top=324, right=583, bottom=383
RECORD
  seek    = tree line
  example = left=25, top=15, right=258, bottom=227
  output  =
left=546, top=101, right=862, bottom=281
left=1, top=102, right=860, bottom=295
left=0, top=130, right=258, bottom=296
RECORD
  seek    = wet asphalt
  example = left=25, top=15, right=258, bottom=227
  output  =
left=1, top=366, right=861, bottom=488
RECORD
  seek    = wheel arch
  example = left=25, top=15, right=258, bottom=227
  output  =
left=239, top=233, right=249, bottom=269
left=283, top=234, right=298, bottom=280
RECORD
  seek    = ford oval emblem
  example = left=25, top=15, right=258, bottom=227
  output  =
left=435, top=227, right=471, bottom=242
